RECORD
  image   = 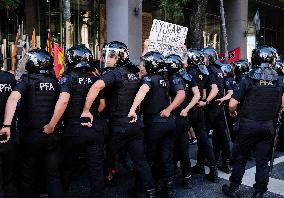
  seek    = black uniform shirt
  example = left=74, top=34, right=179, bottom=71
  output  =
left=100, top=68, right=121, bottom=88
left=224, top=76, right=234, bottom=92
left=0, top=71, right=16, bottom=140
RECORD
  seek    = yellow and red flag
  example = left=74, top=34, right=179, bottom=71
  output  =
left=54, top=43, right=64, bottom=79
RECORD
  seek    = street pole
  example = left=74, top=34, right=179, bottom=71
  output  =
left=219, top=0, right=229, bottom=62
left=63, top=0, right=71, bottom=55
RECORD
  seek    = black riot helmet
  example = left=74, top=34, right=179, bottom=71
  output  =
left=165, top=54, right=183, bottom=74
left=25, top=49, right=54, bottom=74
left=184, top=49, right=205, bottom=66
left=102, top=41, right=129, bottom=68
left=233, top=60, right=250, bottom=76
left=0, top=52, right=3, bottom=68
left=251, top=46, right=278, bottom=67
left=201, top=47, right=218, bottom=65
left=273, top=60, right=284, bottom=75
left=142, top=51, right=165, bottom=75
left=65, top=44, right=93, bottom=72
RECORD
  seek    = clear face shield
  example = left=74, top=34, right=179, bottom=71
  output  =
left=100, top=48, right=120, bottom=69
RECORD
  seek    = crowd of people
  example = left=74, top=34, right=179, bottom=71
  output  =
left=0, top=41, right=283, bottom=198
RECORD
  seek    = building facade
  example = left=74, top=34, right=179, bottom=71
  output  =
left=1, top=0, right=284, bottom=70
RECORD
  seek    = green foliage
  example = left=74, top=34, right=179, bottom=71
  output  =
left=0, top=0, right=21, bottom=12
left=159, top=0, right=191, bottom=17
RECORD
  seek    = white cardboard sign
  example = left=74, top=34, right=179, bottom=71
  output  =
left=149, top=19, right=188, bottom=56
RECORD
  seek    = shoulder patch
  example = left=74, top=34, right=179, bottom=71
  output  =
left=59, top=76, right=68, bottom=85
left=171, top=77, right=182, bottom=85
left=143, top=76, right=152, bottom=82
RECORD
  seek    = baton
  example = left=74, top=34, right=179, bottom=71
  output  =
left=223, top=105, right=232, bottom=142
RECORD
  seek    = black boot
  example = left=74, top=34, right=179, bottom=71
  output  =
left=191, top=164, right=205, bottom=174
left=222, top=184, right=239, bottom=198
left=218, top=159, right=232, bottom=174
left=206, top=166, right=219, bottom=183
left=145, top=188, right=157, bottom=198
left=251, top=192, right=263, bottom=198
left=182, top=175, right=193, bottom=189
left=165, top=181, right=175, bottom=198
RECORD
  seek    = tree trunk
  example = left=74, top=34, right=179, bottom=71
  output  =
left=219, top=0, right=228, bottom=61
left=183, top=0, right=208, bottom=49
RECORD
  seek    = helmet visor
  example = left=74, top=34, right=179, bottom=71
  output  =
left=101, top=48, right=122, bottom=68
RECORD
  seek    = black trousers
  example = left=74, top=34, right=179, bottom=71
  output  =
left=205, top=105, right=231, bottom=160
left=19, top=132, right=63, bottom=198
left=189, top=107, right=216, bottom=166
left=63, top=124, right=104, bottom=198
left=144, top=115, right=176, bottom=183
left=0, top=141, right=17, bottom=198
left=107, top=118, right=154, bottom=190
left=174, top=116, right=191, bottom=176
left=229, top=118, right=274, bottom=193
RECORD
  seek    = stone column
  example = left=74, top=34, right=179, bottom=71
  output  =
left=224, top=0, right=248, bottom=59
left=106, top=0, right=142, bottom=64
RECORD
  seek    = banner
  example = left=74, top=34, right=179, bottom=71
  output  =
left=218, top=47, right=240, bottom=63
left=54, top=43, right=64, bottom=79
left=148, top=19, right=188, bottom=56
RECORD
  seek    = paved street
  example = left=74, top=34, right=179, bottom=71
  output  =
left=64, top=144, right=284, bottom=198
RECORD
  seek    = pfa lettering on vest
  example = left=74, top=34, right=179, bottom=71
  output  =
left=0, top=83, right=12, bottom=92
left=199, top=75, right=203, bottom=80
left=259, top=80, right=273, bottom=86
left=39, top=83, right=55, bottom=91
left=79, top=77, right=93, bottom=85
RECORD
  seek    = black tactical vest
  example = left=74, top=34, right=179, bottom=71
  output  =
left=108, top=67, right=140, bottom=118
left=208, top=64, right=225, bottom=98
left=64, top=72, right=99, bottom=123
left=241, top=79, right=282, bottom=121
left=0, top=71, right=15, bottom=126
left=142, top=74, right=170, bottom=115
left=20, top=74, right=59, bottom=130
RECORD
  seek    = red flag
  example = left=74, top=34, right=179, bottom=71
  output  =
left=47, top=31, right=53, bottom=55
left=53, top=43, right=64, bottom=79
left=218, top=47, right=240, bottom=63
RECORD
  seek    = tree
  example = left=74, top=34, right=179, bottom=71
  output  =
left=159, top=0, right=208, bottom=48
left=0, top=0, right=20, bottom=11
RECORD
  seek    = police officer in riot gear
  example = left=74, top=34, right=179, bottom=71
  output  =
left=202, top=47, right=232, bottom=174
left=1, top=49, right=63, bottom=198
left=274, top=61, right=284, bottom=150
left=43, top=45, right=105, bottom=197
left=0, top=52, right=18, bottom=198
left=81, top=41, right=156, bottom=197
left=128, top=51, right=184, bottom=198
left=223, top=46, right=284, bottom=198
left=183, top=49, right=219, bottom=183
left=165, top=54, right=200, bottom=189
